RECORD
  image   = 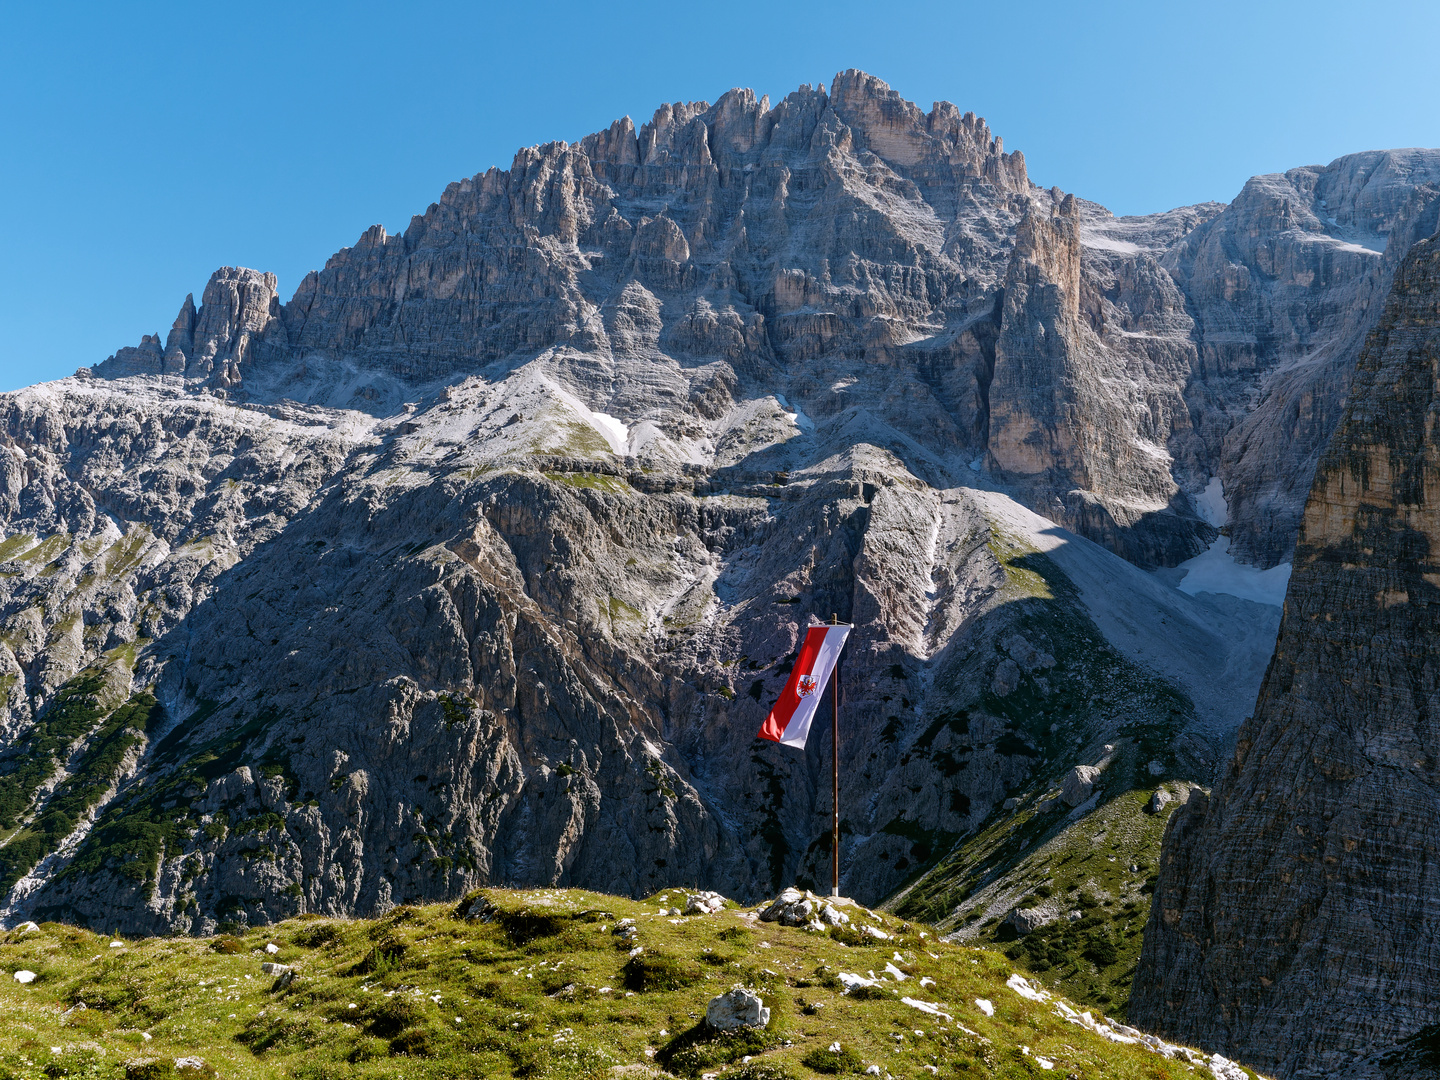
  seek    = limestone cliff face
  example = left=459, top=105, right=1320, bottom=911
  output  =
left=988, top=198, right=1213, bottom=565
left=1164, top=150, right=1440, bottom=567
left=96, top=268, right=282, bottom=385
left=1130, top=228, right=1440, bottom=1078
left=87, top=85, right=1440, bottom=574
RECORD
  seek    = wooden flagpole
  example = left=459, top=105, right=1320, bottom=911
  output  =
left=831, top=613, right=840, bottom=898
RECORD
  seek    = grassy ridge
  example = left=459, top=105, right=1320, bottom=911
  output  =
left=0, top=887, right=1242, bottom=1080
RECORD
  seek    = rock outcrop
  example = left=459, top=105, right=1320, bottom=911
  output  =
left=1131, top=227, right=1440, bottom=1078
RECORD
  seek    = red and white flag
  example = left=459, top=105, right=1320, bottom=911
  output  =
left=757, top=623, right=851, bottom=748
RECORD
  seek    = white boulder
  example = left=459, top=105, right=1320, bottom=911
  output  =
left=705, top=986, right=770, bottom=1030
left=14, top=970, right=37, bottom=984
left=1062, top=765, right=1103, bottom=807
left=684, top=891, right=726, bottom=916
left=819, top=903, right=849, bottom=926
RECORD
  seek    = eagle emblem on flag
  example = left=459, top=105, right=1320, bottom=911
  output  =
left=757, top=622, right=850, bottom=749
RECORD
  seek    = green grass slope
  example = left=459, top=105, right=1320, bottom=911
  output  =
left=0, top=887, right=1249, bottom=1080
left=893, top=786, right=1193, bottom=1020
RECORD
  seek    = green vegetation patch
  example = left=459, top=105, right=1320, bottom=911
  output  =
left=52, top=701, right=286, bottom=895
left=0, top=887, right=1231, bottom=1079
left=0, top=671, right=111, bottom=831
left=986, top=526, right=1054, bottom=600
left=98, top=527, right=152, bottom=580
left=0, top=532, right=37, bottom=562
left=543, top=470, right=632, bottom=494
left=13, top=532, right=69, bottom=567
left=902, top=787, right=1180, bottom=1020
left=0, top=691, right=164, bottom=891
left=532, top=421, right=612, bottom=458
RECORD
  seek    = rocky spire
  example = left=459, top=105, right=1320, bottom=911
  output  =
left=162, top=293, right=196, bottom=375
left=186, top=267, right=281, bottom=387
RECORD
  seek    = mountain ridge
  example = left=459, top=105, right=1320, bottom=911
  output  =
left=0, top=79, right=1432, bottom=1080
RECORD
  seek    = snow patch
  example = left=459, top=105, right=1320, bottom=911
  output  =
left=588, top=411, right=629, bottom=453
left=1080, top=229, right=1143, bottom=255
left=774, top=394, right=814, bottom=434
left=1176, top=536, right=1291, bottom=608
left=1193, top=476, right=1227, bottom=527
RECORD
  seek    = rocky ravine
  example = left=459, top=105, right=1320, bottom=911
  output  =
left=0, top=71, right=1432, bottom=946
left=1131, top=227, right=1440, bottom=1076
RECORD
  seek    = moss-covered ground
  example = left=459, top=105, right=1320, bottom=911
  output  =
left=0, top=887, right=1236, bottom=1080
left=908, top=788, right=1186, bottom=1020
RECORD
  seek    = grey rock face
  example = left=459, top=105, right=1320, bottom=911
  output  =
left=1061, top=765, right=1101, bottom=807
left=1003, top=906, right=1052, bottom=935
left=1, top=69, right=1432, bottom=942
left=1131, top=228, right=1440, bottom=1077
left=1332, top=1024, right=1440, bottom=1080
left=1163, top=150, right=1440, bottom=566
left=95, top=269, right=282, bottom=386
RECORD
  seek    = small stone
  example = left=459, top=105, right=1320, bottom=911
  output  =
left=1002, top=797, right=1021, bottom=810
left=975, top=998, right=994, bottom=1016
left=1004, top=907, right=1052, bottom=936
left=109, top=941, right=124, bottom=948
left=264, top=943, right=280, bottom=954
left=706, top=986, right=770, bottom=1030
left=1148, top=788, right=1174, bottom=814
left=1147, top=759, right=1166, bottom=776
left=866, top=1067, right=882, bottom=1075
left=16, top=921, right=38, bottom=933
left=261, top=962, right=291, bottom=976
left=14, top=970, right=37, bottom=984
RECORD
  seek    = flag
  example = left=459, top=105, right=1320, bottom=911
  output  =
left=757, top=623, right=851, bottom=748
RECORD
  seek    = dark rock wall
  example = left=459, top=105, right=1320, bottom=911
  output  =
left=1131, top=228, right=1440, bottom=1079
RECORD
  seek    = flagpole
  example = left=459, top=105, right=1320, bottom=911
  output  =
left=831, top=612, right=840, bottom=898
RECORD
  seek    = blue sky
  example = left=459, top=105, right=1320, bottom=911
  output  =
left=3, top=0, right=1439, bottom=391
